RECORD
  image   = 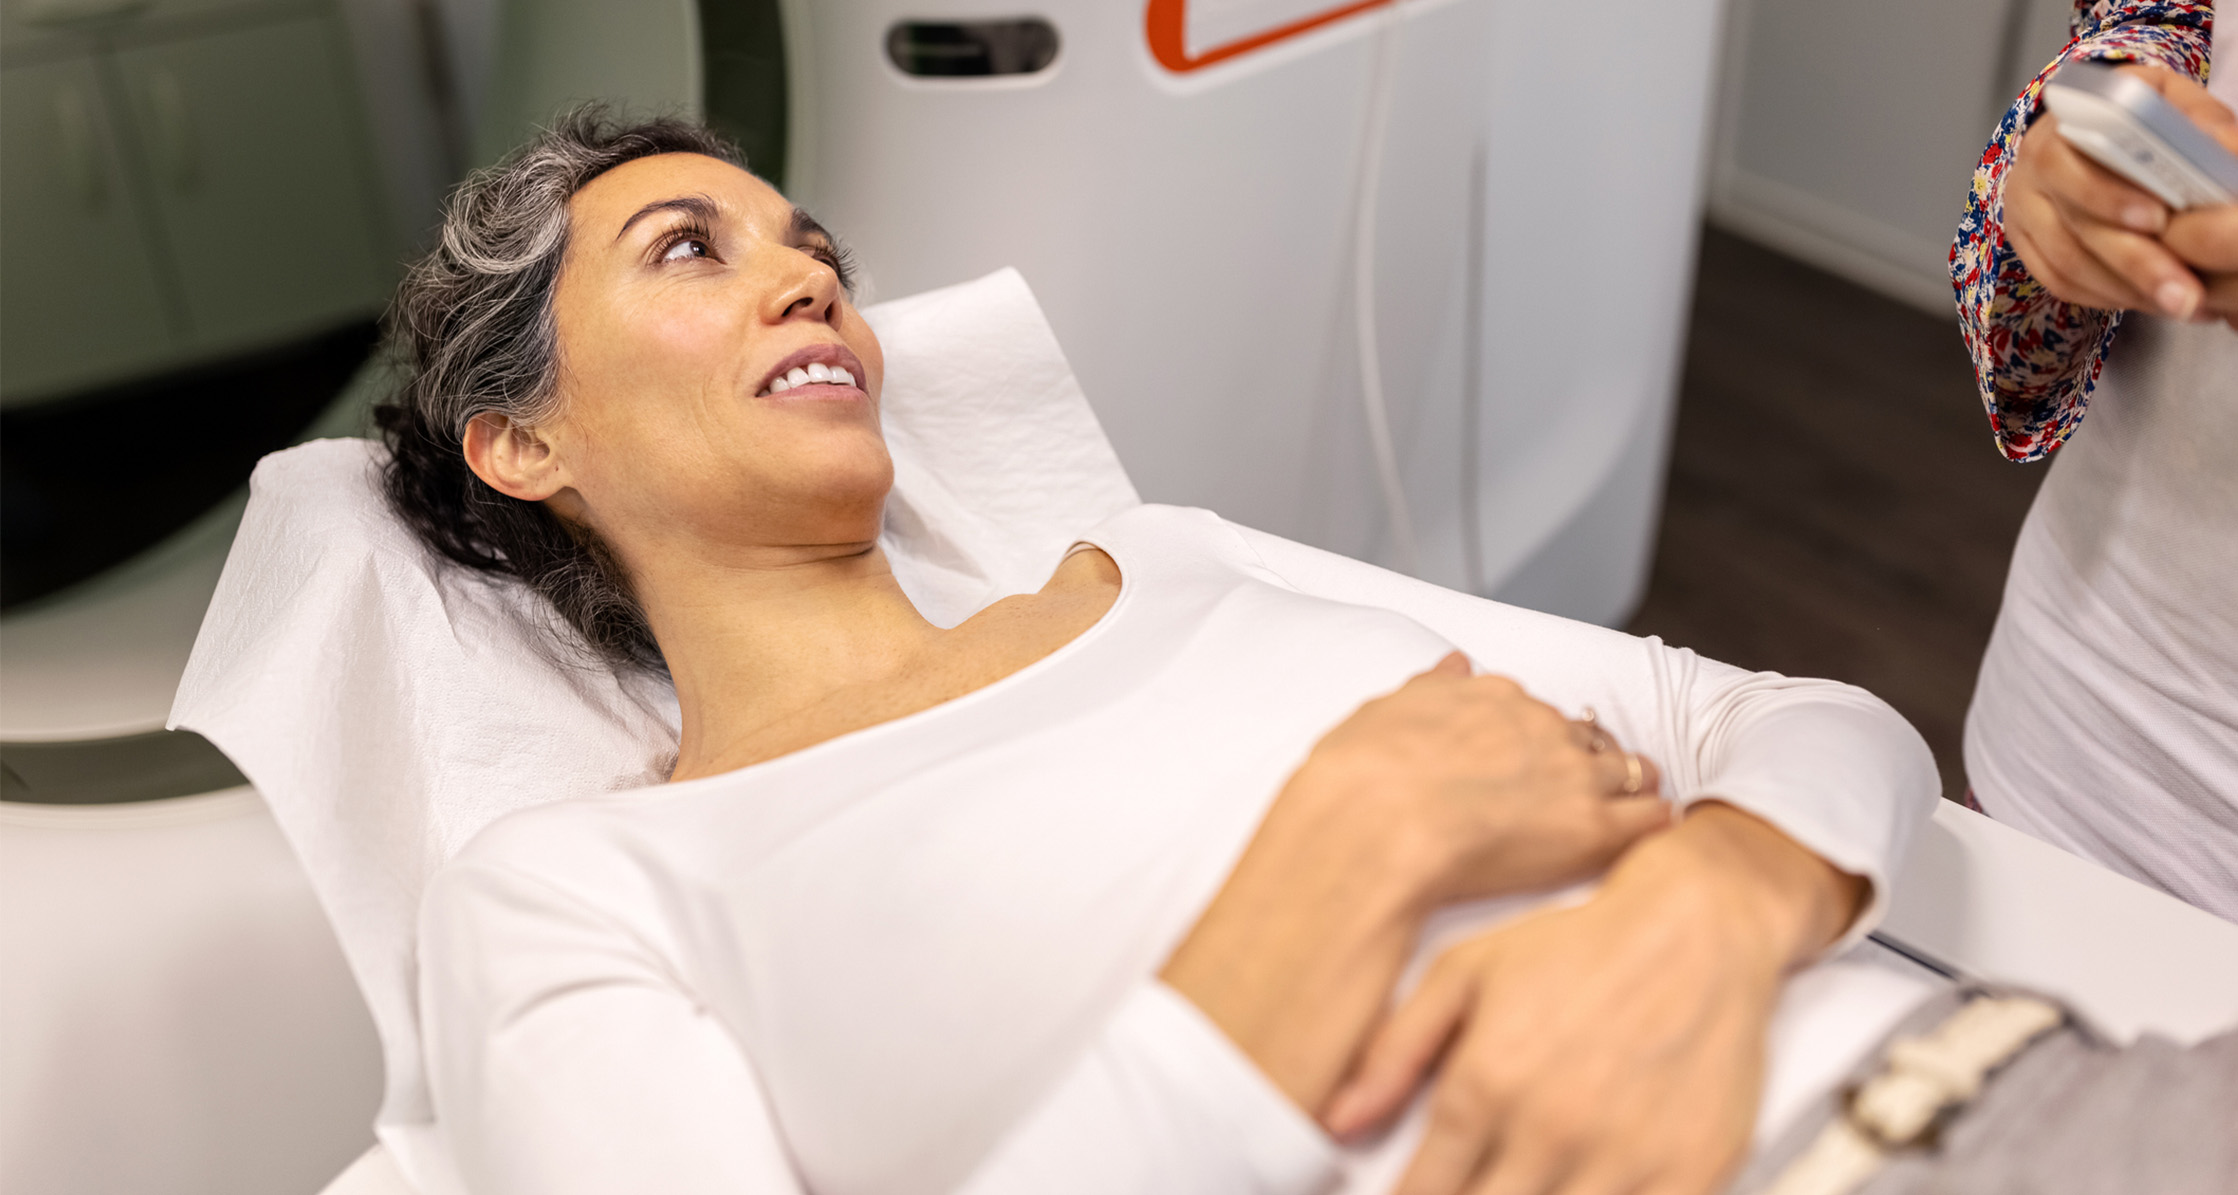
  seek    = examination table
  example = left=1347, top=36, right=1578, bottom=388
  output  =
left=6, top=791, right=2231, bottom=1195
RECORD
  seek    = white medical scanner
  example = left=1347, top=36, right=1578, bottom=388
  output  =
left=2, top=3, right=2234, bottom=1194
left=4, top=0, right=1718, bottom=786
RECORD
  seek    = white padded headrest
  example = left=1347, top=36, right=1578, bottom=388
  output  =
left=170, top=268, right=1139, bottom=1128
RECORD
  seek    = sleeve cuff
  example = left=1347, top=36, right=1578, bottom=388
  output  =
left=1674, top=693, right=1940, bottom=958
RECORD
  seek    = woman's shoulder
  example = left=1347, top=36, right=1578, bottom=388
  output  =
left=1078, top=503, right=1266, bottom=567
left=1084, top=501, right=1222, bottom=536
left=428, top=786, right=696, bottom=927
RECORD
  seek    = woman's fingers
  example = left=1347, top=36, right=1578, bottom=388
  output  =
left=2165, top=206, right=2238, bottom=276
left=2008, top=221, right=2133, bottom=310
left=1468, top=1133, right=1563, bottom=1195
left=1322, top=946, right=1481, bottom=1137
left=2032, top=115, right=2170, bottom=234
left=2202, top=271, right=2238, bottom=329
left=2023, top=131, right=2201, bottom=314
left=2008, top=187, right=2153, bottom=310
left=1394, top=653, right=1476, bottom=695
left=1565, top=718, right=1608, bottom=755
left=2117, top=64, right=2238, bottom=152
left=1586, top=744, right=1659, bottom=798
left=1430, top=651, right=1474, bottom=678
left=2005, top=166, right=2141, bottom=309
left=2062, top=209, right=2203, bottom=317
left=1543, top=1153, right=1650, bottom=1195
left=1396, top=1110, right=1497, bottom=1195
left=2005, top=95, right=2226, bottom=316
left=2004, top=67, right=2238, bottom=317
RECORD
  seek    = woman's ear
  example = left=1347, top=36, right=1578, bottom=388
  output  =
left=462, top=413, right=568, bottom=502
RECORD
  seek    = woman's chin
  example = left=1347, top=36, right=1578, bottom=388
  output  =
left=787, top=442, right=896, bottom=525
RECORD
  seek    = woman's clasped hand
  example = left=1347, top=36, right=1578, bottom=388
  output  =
left=1162, top=653, right=1866, bottom=1195
left=1295, top=652, right=1673, bottom=904
left=1160, top=653, right=1672, bottom=1112
left=1325, top=802, right=1859, bottom=1195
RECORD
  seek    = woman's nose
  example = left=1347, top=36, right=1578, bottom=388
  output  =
left=764, top=255, right=842, bottom=326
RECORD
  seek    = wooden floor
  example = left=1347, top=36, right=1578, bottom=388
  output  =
left=1626, top=228, right=2049, bottom=802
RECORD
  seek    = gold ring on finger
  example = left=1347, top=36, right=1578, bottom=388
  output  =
left=1621, top=752, right=1644, bottom=795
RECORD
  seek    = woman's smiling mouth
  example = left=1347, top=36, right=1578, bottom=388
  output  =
left=756, top=344, right=867, bottom=398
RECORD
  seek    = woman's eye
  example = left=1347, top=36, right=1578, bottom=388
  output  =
left=660, top=237, right=712, bottom=262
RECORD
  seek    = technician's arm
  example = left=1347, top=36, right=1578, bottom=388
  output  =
left=2004, top=66, right=2238, bottom=325
left=1952, top=0, right=2214, bottom=461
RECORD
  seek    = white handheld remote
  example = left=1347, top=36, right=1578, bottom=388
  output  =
left=2043, top=60, right=2238, bottom=210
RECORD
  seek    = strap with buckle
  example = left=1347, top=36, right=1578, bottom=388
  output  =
left=1761, top=994, right=2066, bottom=1195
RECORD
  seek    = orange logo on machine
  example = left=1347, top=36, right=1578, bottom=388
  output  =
left=1144, top=0, right=1391, bottom=73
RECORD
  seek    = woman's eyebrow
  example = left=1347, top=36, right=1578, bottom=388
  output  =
left=790, top=206, right=837, bottom=246
left=614, top=194, right=720, bottom=242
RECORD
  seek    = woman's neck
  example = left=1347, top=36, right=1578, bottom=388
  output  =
left=640, top=537, right=1124, bottom=783
left=637, top=539, right=941, bottom=782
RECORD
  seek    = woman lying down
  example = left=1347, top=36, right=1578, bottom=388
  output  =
left=383, top=111, right=1937, bottom=1195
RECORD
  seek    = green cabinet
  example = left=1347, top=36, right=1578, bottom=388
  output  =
left=0, top=53, right=180, bottom=398
left=113, top=15, right=389, bottom=354
left=0, top=2, right=396, bottom=405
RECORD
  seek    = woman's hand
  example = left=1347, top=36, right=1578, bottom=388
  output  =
left=1301, top=653, right=1672, bottom=903
left=2005, top=63, right=2238, bottom=327
left=1161, top=653, right=1672, bottom=1114
left=1322, top=803, right=1867, bottom=1195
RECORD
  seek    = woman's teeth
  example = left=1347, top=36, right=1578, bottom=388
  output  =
left=762, top=363, right=857, bottom=395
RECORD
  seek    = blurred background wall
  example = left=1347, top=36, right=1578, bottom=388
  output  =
left=1633, top=0, right=2076, bottom=802
left=1709, top=0, right=2073, bottom=312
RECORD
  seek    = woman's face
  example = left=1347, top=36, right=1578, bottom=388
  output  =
left=512, top=152, right=889, bottom=569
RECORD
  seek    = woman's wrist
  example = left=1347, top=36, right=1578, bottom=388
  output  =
left=1604, top=800, right=1868, bottom=973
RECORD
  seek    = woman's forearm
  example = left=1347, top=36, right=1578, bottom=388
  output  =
left=1158, top=776, right=1432, bottom=1113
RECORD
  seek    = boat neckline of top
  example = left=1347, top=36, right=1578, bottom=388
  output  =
left=644, top=526, right=1138, bottom=796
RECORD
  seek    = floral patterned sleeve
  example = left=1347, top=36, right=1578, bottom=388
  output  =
left=1950, top=0, right=2212, bottom=462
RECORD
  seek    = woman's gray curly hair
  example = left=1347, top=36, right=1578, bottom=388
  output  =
left=375, top=107, right=746, bottom=671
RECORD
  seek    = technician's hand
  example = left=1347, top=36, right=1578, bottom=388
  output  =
left=1322, top=803, right=1868, bottom=1195
left=2005, top=63, right=2238, bottom=329
left=1161, top=653, right=1671, bottom=1115
left=2165, top=199, right=2238, bottom=326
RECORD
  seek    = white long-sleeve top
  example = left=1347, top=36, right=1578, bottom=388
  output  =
left=414, top=505, right=1938, bottom=1195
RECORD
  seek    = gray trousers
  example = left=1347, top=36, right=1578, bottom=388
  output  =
left=1734, top=990, right=2238, bottom=1195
